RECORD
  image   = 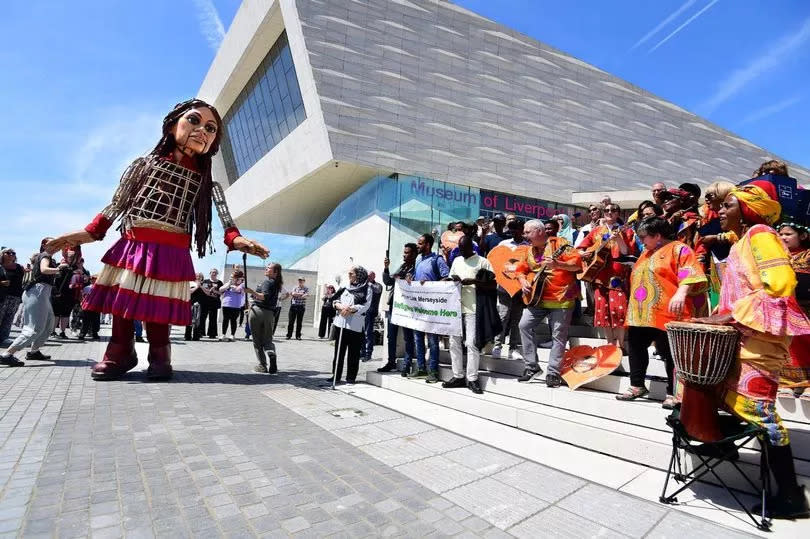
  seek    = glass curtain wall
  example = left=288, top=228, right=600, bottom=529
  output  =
left=282, top=173, right=587, bottom=267
left=220, top=31, right=307, bottom=185
left=282, top=175, right=479, bottom=265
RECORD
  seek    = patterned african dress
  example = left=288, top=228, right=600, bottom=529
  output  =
left=782, top=248, right=810, bottom=388
left=626, top=241, right=708, bottom=331
left=578, top=225, right=637, bottom=328
left=717, top=225, right=810, bottom=446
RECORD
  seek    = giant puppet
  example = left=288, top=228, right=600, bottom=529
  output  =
left=47, top=99, right=268, bottom=380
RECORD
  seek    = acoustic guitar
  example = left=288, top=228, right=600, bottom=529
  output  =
left=522, top=243, right=572, bottom=307
left=577, top=226, right=624, bottom=283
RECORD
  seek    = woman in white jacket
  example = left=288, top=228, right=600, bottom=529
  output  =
left=331, top=265, right=371, bottom=384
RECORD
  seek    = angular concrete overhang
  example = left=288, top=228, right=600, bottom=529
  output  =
left=200, top=0, right=810, bottom=235
left=198, top=0, right=382, bottom=235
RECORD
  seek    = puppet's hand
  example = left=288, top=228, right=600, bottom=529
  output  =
left=45, top=231, right=95, bottom=254
left=233, top=236, right=269, bottom=258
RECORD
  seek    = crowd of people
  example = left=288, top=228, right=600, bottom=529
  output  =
left=368, top=159, right=809, bottom=519
left=1, top=147, right=808, bottom=517
left=0, top=244, right=102, bottom=366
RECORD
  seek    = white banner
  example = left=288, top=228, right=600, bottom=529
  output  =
left=390, top=280, right=462, bottom=336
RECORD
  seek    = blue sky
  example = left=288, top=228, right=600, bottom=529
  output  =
left=1, top=0, right=808, bottom=273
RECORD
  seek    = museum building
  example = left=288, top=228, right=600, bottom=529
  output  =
left=198, top=0, right=809, bottom=290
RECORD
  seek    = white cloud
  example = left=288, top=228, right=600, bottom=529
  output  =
left=630, top=0, right=696, bottom=51
left=738, top=96, right=802, bottom=126
left=73, top=110, right=164, bottom=195
left=648, top=0, right=720, bottom=53
left=700, top=16, right=810, bottom=113
left=191, top=0, right=226, bottom=52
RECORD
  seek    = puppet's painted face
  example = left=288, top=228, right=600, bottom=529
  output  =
left=172, top=107, right=219, bottom=156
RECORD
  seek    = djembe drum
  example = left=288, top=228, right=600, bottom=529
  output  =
left=665, top=321, right=740, bottom=442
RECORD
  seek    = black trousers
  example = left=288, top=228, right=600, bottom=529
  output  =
left=332, top=327, right=363, bottom=383
left=184, top=325, right=202, bottom=340
left=221, top=307, right=241, bottom=336
left=287, top=304, right=305, bottom=338
left=200, top=304, right=219, bottom=338
left=318, top=308, right=334, bottom=338
left=80, top=310, right=100, bottom=337
left=628, top=326, right=674, bottom=395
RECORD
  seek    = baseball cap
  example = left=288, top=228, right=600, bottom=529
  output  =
left=492, top=213, right=506, bottom=222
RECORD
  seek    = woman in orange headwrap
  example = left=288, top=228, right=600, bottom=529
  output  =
left=693, top=180, right=810, bottom=519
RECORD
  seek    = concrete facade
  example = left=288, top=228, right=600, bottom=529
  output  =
left=199, top=0, right=808, bottom=238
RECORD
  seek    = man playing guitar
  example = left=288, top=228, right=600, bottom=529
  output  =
left=515, top=220, right=583, bottom=386
left=577, top=204, right=636, bottom=350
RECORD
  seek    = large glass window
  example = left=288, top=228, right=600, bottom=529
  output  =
left=220, top=31, right=306, bottom=184
left=281, top=174, right=586, bottom=267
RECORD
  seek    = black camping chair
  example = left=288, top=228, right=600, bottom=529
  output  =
left=660, top=408, right=772, bottom=531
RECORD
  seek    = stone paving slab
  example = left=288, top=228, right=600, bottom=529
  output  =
left=0, top=324, right=758, bottom=538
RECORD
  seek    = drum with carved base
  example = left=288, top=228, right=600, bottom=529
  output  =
left=665, top=321, right=740, bottom=442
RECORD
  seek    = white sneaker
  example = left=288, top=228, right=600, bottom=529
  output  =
left=510, top=349, right=524, bottom=361
left=491, top=346, right=503, bottom=358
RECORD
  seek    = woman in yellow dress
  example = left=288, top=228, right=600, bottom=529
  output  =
left=693, top=181, right=810, bottom=519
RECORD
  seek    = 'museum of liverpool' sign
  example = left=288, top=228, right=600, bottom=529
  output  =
left=480, top=190, right=568, bottom=219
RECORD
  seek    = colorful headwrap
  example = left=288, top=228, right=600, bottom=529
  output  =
left=553, top=214, right=574, bottom=244
left=731, top=180, right=781, bottom=226
left=667, top=188, right=691, bottom=200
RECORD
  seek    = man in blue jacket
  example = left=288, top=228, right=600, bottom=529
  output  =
left=406, top=233, right=450, bottom=383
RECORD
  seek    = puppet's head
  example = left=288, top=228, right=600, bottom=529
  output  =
left=153, top=99, right=223, bottom=159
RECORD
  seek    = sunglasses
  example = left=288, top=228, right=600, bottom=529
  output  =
left=186, top=114, right=218, bottom=134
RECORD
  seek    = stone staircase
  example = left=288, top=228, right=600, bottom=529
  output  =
left=355, top=320, right=810, bottom=535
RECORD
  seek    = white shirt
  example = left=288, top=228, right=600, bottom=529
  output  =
left=449, top=255, right=493, bottom=314
left=574, top=222, right=597, bottom=248
left=332, top=287, right=371, bottom=332
left=497, top=238, right=529, bottom=250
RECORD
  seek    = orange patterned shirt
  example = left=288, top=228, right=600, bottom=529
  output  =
left=626, top=241, right=708, bottom=330
left=515, top=237, right=582, bottom=309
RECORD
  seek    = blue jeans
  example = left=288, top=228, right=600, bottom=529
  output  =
left=413, top=331, right=440, bottom=372
left=386, top=311, right=414, bottom=367
left=363, top=311, right=377, bottom=359
left=134, top=320, right=143, bottom=338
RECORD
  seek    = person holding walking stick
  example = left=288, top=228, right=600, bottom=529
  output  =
left=329, top=265, right=371, bottom=386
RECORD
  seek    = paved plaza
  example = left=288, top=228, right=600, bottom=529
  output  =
left=0, top=324, right=756, bottom=538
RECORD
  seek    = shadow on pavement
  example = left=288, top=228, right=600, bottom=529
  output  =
left=111, top=368, right=330, bottom=386
left=24, top=359, right=96, bottom=368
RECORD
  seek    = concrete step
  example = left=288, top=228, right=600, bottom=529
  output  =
left=439, top=367, right=810, bottom=461
left=366, top=371, right=810, bottom=495
left=438, top=354, right=810, bottom=425
left=347, top=382, right=806, bottom=537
